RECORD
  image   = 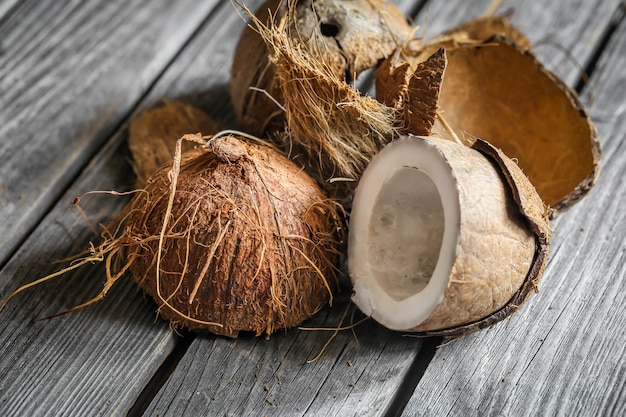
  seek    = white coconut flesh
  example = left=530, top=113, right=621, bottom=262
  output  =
left=349, top=137, right=461, bottom=331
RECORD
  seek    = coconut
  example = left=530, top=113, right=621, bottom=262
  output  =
left=2, top=134, right=344, bottom=337
left=123, top=135, right=344, bottom=336
left=378, top=21, right=600, bottom=213
left=348, top=135, right=551, bottom=337
left=128, top=101, right=219, bottom=187
left=230, top=0, right=412, bottom=136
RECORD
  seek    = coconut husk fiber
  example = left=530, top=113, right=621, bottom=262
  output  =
left=124, top=135, right=344, bottom=337
left=230, top=0, right=412, bottom=137
left=243, top=6, right=444, bottom=199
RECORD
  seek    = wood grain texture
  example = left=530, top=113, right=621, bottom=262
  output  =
left=403, top=5, right=626, bottom=417
left=0, top=0, right=19, bottom=21
left=0, top=0, right=219, bottom=265
left=0, top=134, right=178, bottom=417
left=1, top=0, right=624, bottom=416
left=144, top=299, right=421, bottom=417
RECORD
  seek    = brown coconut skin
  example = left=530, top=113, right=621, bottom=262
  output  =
left=412, top=138, right=551, bottom=337
left=125, top=136, right=342, bottom=337
left=230, top=0, right=412, bottom=136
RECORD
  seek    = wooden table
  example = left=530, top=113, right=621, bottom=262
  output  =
left=0, top=1, right=624, bottom=416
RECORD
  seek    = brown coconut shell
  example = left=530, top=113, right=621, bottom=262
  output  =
left=376, top=48, right=447, bottom=136
left=128, top=101, right=219, bottom=187
left=348, top=136, right=551, bottom=337
left=230, top=0, right=412, bottom=136
left=379, top=33, right=600, bottom=213
left=122, top=135, right=343, bottom=337
left=430, top=36, right=600, bottom=213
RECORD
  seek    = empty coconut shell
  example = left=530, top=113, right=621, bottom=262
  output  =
left=430, top=36, right=600, bottom=212
left=382, top=27, right=600, bottom=213
left=123, top=135, right=343, bottom=337
left=128, top=101, right=219, bottom=187
left=348, top=135, right=551, bottom=337
left=230, top=0, right=412, bottom=136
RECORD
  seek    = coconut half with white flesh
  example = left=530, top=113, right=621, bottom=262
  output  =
left=348, top=135, right=551, bottom=336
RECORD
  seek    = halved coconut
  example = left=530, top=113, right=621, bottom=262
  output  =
left=348, top=135, right=551, bottom=336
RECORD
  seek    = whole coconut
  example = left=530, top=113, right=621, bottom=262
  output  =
left=122, top=135, right=344, bottom=337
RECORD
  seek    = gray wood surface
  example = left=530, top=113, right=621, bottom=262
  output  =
left=0, top=0, right=219, bottom=265
left=404, top=2, right=626, bottom=417
left=0, top=0, right=623, bottom=416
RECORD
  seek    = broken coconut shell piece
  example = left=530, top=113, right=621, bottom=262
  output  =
left=386, top=34, right=600, bottom=213
left=430, top=36, right=600, bottom=213
left=376, top=48, right=447, bottom=136
left=230, top=0, right=412, bottom=136
left=348, top=135, right=551, bottom=337
left=128, top=101, right=219, bottom=187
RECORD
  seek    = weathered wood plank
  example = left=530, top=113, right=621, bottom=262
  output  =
left=403, top=4, right=626, bottom=417
left=0, top=133, right=178, bottom=417
left=144, top=296, right=425, bottom=417
left=0, top=0, right=19, bottom=21
left=0, top=0, right=219, bottom=265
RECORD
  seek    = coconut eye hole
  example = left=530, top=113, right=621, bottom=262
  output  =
left=320, top=21, right=340, bottom=37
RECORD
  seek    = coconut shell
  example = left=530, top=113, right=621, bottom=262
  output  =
left=348, top=135, right=551, bottom=337
left=380, top=34, right=600, bottom=213
left=128, top=101, right=219, bottom=187
left=124, top=135, right=343, bottom=337
left=230, top=0, right=412, bottom=136
left=376, top=48, right=447, bottom=136
left=430, top=37, right=600, bottom=213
